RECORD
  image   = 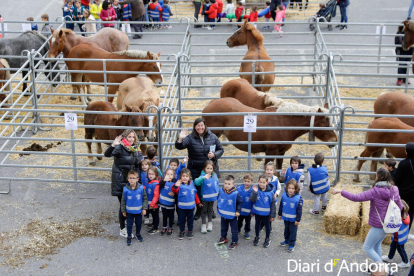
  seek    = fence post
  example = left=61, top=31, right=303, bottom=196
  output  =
left=248, top=132, right=252, bottom=172
left=177, top=56, right=182, bottom=128
left=377, top=24, right=383, bottom=74
left=324, top=53, right=331, bottom=104
left=103, top=60, right=108, bottom=102
left=330, top=104, right=355, bottom=184
left=70, top=129, right=78, bottom=182
left=28, top=49, right=40, bottom=134
left=251, top=61, right=255, bottom=88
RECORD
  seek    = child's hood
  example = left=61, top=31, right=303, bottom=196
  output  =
left=294, top=164, right=305, bottom=174
left=259, top=183, right=274, bottom=192
left=199, top=170, right=215, bottom=177
left=238, top=184, right=252, bottom=193
left=126, top=183, right=141, bottom=190
left=268, top=175, right=278, bottom=183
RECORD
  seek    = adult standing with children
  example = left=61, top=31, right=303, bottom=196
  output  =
left=121, top=0, right=146, bottom=39
left=175, top=117, right=224, bottom=220
left=332, top=168, right=403, bottom=265
left=105, top=129, right=143, bottom=238
left=394, top=142, right=414, bottom=239
left=193, top=0, right=204, bottom=28
left=269, top=0, right=282, bottom=21
left=337, top=0, right=349, bottom=30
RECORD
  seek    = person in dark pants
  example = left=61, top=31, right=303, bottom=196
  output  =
left=395, top=25, right=413, bottom=86
left=121, top=0, right=145, bottom=39
left=337, top=0, right=349, bottom=30
left=194, top=0, right=203, bottom=27
left=270, top=0, right=282, bottom=21
left=237, top=173, right=254, bottom=240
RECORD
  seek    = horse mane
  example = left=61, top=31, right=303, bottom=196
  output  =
left=141, top=97, right=158, bottom=114
left=404, top=20, right=414, bottom=32
left=258, top=92, right=284, bottom=107
left=113, top=50, right=157, bottom=59
left=52, top=28, right=74, bottom=37
left=245, top=23, right=264, bottom=43
left=276, top=101, right=329, bottom=114
left=0, top=59, right=10, bottom=80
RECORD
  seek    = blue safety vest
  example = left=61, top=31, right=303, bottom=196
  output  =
left=150, top=4, right=161, bottom=18
left=253, top=189, right=274, bottom=216
left=141, top=171, right=148, bottom=187
left=123, top=185, right=144, bottom=214
left=159, top=181, right=175, bottom=206
left=237, top=185, right=253, bottom=216
left=162, top=5, right=171, bottom=20
left=281, top=191, right=301, bottom=222
left=394, top=221, right=409, bottom=245
left=269, top=176, right=279, bottom=194
left=217, top=189, right=238, bottom=219
left=202, top=174, right=219, bottom=202
left=146, top=180, right=158, bottom=205
left=285, top=167, right=302, bottom=184
left=308, top=166, right=330, bottom=194
left=178, top=181, right=197, bottom=209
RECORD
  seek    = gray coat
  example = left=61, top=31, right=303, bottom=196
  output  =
left=121, top=0, right=145, bottom=19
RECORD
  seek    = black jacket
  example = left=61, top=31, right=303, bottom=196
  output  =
left=175, top=129, right=224, bottom=179
left=394, top=143, right=414, bottom=204
left=104, top=145, right=143, bottom=196
left=395, top=31, right=414, bottom=57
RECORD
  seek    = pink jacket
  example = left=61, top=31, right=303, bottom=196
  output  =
left=100, top=7, right=116, bottom=27
left=341, top=182, right=403, bottom=228
left=275, top=6, right=286, bottom=23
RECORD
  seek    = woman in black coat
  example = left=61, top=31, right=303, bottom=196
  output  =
left=104, top=129, right=143, bottom=237
left=175, top=117, right=224, bottom=219
left=394, top=142, right=414, bottom=239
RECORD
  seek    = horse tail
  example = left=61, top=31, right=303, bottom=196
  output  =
left=0, top=59, right=10, bottom=81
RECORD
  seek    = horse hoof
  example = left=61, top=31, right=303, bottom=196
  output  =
left=70, top=97, right=77, bottom=100
left=97, top=157, right=102, bottom=161
left=59, top=112, right=64, bottom=116
left=89, top=161, right=96, bottom=166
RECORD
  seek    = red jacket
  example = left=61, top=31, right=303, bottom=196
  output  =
left=216, top=0, right=223, bottom=13
left=171, top=183, right=201, bottom=207
left=244, top=11, right=258, bottom=22
left=235, top=6, right=243, bottom=20
left=81, top=0, right=90, bottom=6
left=145, top=178, right=160, bottom=209
left=206, top=2, right=218, bottom=19
left=100, top=7, right=116, bottom=27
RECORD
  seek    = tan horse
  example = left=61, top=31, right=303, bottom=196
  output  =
left=202, top=98, right=337, bottom=171
left=374, top=92, right=414, bottom=127
left=353, top=118, right=411, bottom=182
left=226, top=21, right=275, bottom=92
left=0, top=59, right=10, bottom=106
left=117, top=77, right=161, bottom=155
left=67, top=43, right=162, bottom=106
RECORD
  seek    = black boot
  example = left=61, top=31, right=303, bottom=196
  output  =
left=212, top=211, right=216, bottom=219
left=194, top=208, right=201, bottom=220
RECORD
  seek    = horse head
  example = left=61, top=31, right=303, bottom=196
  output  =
left=226, top=20, right=264, bottom=48
left=115, top=104, right=146, bottom=141
left=402, top=21, right=414, bottom=51
left=143, top=51, right=163, bottom=85
left=47, top=28, right=66, bottom=59
left=312, top=106, right=337, bottom=148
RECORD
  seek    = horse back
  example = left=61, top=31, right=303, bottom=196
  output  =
left=374, top=92, right=414, bottom=127
left=88, top=28, right=129, bottom=52
left=118, top=77, right=156, bottom=110
left=85, top=101, right=117, bottom=126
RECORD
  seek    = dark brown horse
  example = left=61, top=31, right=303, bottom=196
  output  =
left=67, top=42, right=162, bottom=105
left=84, top=101, right=145, bottom=166
left=402, top=20, right=414, bottom=73
left=0, top=58, right=10, bottom=106
left=226, top=21, right=275, bottom=92
left=353, top=118, right=411, bottom=182
left=202, top=98, right=337, bottom=170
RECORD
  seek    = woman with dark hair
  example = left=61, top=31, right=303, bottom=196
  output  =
left=105, top=129, right=143, bottom=238
left=332, top=168, right=403, bottom=265
left=100, top=0, right=116, bottom=28
left=175, top=117, right=224, bottom=220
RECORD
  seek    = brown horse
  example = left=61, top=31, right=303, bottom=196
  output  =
left=66, top=42, right=162, bottom=105
left=84, top=101, right=145, bottom=166
left=0, top=59, right=10, bottom=106
left=226, top=21, right=275, bottom=92
left=353, top=118, right=410, bottom=182
left=202, top=98, right=337, bottom=170
left=117, top=77, right=160, bottom=155
left=374, top=92, right=414, bottom=127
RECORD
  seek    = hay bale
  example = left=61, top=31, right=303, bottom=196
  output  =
left=360, top=201, right=391, bottom=245
left=324, top=183, right=362, bottom=236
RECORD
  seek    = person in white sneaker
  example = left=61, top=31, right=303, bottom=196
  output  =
left=381, top=200, right=411, bottom=268
left=307, top=153, right=330, bottom=215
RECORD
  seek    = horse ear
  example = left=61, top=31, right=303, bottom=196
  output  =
left=323, top=103, right=328, bottom=109
left=147, top=51, right=152, bottom=59
left=50, top=27, right=54, bottom=35
left=243, top=20, right=248, bottom=27
left=403, top=21, right=408, bottom=32
left=58, top=29, right=64, bottom=38
left=317, top=108, right=323, bottom=113
left=125, top=105, right=132, bottom=112
left=157, top=52, right=161, bottom=57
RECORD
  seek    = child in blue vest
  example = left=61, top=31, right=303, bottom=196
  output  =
left=145, top=166, right=161, bottom=235
left=195, top=160, right=219, bottom=234
left=382, top=200, right=411, bottom=268
left=145, top=146, right=160, bottom=169
left=278, top=179, right=303, bottom=252
left=217, top=175, right=243, bottom=250
left=167, top=157, right=187, bottom=182
left=237, top=173, right=254, bottom=240
left=250, top=174, right=276, bottom=248
left=140, top=159, right=151, bottom=225
left=121, top=170, right=148, bottom=245
left=171, top=168, right=202, bottom=240
left=409, top=253, right=414, bottom=276
left=161, top=0, right=173, bottom=28
left=149, top=0, right=163, bottom=28
left=307, top=153, right=330, bottom=215
left=280, top=156, right=305, bottom=195
left=265, top=162, right=281, bottom=197
left=159, top=168, right=176, bottom=236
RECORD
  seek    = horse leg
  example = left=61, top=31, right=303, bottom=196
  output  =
left=107, top=86, right=118, bottom=103
left=352, top=146, right=382, bottom=182
left=85, top=129, right=96, bottom=166
left=70, top=73, right=80, bottom=100
left=86, top=81, right=92, bottom=103
left=96, top=142, right=103, bottom=161
left=370, top=149, right=384, bottom=180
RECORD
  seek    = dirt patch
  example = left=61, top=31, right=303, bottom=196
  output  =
left=19, top=142, right=62, bottom=156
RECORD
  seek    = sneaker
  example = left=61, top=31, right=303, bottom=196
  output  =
left=144, top=218, right=150, bottom=225
left=201, top=224, right=207, bottom=234
left=126, top=236, right=132, bottom=246
left=228, top=242, right=238, bottom=250
left=178, top=231, right=185, bottom=240
left=340, top=26, right=347, bottom=30
left=398, top=262, right=411, bottom=268
left=321, top=206, right=327, bottom=212
left=160, top=228, right=168, bottom=236
left=147, top=228, right=159, bottom=235
left=146, top=224, right=154, bottom=228
left=288, top=246, right=295, bottom=252
left=335, top=25, right=342, bottom=28
left=278, top=34, right=283, bottom=38
left=207, top=27, right=214, bottom=30
left=309, top=209, right=320, bottom=215
left=136, top=234, right=143, bottom=242
left=280, top=241, right=288, bottom=246
left=120, top=228, right=134, bottom=238
left=381, top=255, right=392, bottom=262
left=187, top=231, right=193, bottom=240
left=207, top=222, right=213, bottom=232
left=168, top=26, right=172, bottom=29
left=253, top=236, right=260, bottom=246
left=212, top=212, right=216, bottom=219
left=167, top=228, right=173, bottom=235
left=217, top=237, right=228, bottom=244
left=263, top=238, right=271, bottom=248
left=245, top=232, right=250, bottom=240
left=397, top=80, right=402, bottom=86
left=408, top=17, right=412, bottom=20
left=408, top=234, right=414, bottom=240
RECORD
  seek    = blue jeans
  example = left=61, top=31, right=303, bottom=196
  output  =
left=126, top=213, right=142, bottom=237
left=221, top=217, right=239, bottom=243
left=363, top=226, right=387, bottom=262
left=409, top=264, right=414, bottom=276
left=178, top=207, right=194, bottom=232
left=209, top=18, right=215, bottom=28
left=282, top=1, right=290, bottom=9
left=340, top=6, right=348, bottom=26
left=152, top=17, right=160, bottom=27
left=284, top=220, right=298, bottom=247
left=409, top=0, right=414, bottom=18
left=388, top=240, right=408, bottom=263
left=144, top=4, right=149, bottom=23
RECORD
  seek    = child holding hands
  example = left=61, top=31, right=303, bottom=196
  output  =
left=237, top=173, right=254, bottom=240
left=158, top=168, right=176, bottom=235
left=307, top=153, right=330, bottom=215
left=145, top=166, right=161, bottom=235
left=278, top=179, right=303, bottom=252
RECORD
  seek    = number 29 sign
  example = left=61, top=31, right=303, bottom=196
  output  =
left=243, top=114, right=257, bottom=132
left=64, top=113, right=78, bottom=130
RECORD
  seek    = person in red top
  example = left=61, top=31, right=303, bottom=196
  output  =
left=145, top=166, right=161, bottom=235
left=172, top=168, right=202, bottom=240
left=235, top=1, right=244, bottom=27
left=243, top=6, right=258, bottom=26
left=80, top=0, right=90, bottom=9
left=100, top=0, right=116, bottom=27
left=216, top=0, right=224, bottom=22
left=205, top=0, right=218, bottom=30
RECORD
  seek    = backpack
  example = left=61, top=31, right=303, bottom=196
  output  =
left=375, top=189, right=402, bottom=234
